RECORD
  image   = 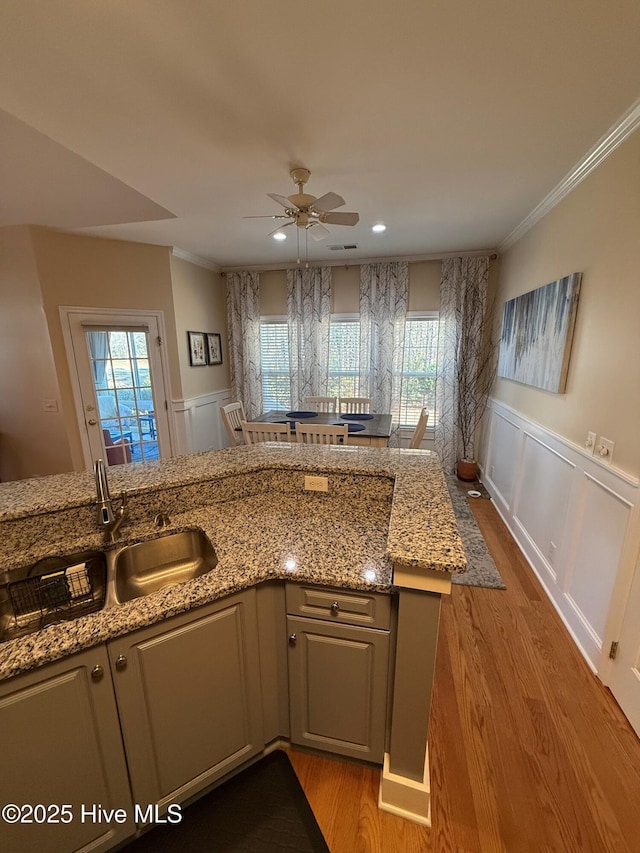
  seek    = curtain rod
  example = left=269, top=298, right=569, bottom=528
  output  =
left=220, top=249, right=498, bottom=275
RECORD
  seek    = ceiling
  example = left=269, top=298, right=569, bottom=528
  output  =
left=1, top=1, right=639, bottom=270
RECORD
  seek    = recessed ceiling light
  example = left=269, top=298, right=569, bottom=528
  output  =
left=372, top=223, right=386, bottom=233
left=273, top=231, right=287, bottom=241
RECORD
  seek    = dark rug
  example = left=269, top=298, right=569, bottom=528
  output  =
left=446, top=476, right=506, bottom=590
left=122, top=750, right=330, bottom=852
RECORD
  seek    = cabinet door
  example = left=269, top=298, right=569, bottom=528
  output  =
left=0, top=647, right=134, bottom=853
left=109, top=589, right=264, bottom=811
left=287, top=615, right=389, bottom=763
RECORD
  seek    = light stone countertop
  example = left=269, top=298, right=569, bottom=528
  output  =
left=0, top=444, right=466, bottom=681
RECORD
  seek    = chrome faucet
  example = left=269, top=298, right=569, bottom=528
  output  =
left=94, top=459, right=128, bottom=542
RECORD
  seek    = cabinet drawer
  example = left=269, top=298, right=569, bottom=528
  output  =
left=285, top=583, right=391, bottom=629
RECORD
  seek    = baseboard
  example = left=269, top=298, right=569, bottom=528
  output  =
left=378, top=750, right=431, bottom=826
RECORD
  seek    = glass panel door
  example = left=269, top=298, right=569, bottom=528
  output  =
left=87, top=330, right=159, bottom=464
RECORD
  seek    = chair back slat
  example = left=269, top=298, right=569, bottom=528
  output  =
left=221, top=401, right=246, bottom=446
left=295, top=422, right=349, bottom=446
left=339, top=397, right=371, bottom=414
left=408, top=407, right=429, bottom=449
left=304, top=396, right=338, bottom=413
left=241, top=421, right=292, bottom=444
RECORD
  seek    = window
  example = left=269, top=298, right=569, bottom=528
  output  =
left=395, top=314, right=438, bottom=427
left=260, top=319, right=291, bottom=410
left=259, top=312, right=439, bottom=425
left=328, top=316, right=360, bottom=400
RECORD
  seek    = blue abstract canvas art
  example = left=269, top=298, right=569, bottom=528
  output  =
left=498, top=272, right=582, bottom=393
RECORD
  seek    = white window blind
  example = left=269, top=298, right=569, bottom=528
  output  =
left=395, top=315, right=438, bottom=427
left=328, top=317, right=360, bottom=400
left=260, top=320, right=291, bottom=410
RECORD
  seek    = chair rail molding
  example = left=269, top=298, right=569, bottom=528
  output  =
left=481, top=399, right=639, bottom=678
left=172, top=388, right=233, bottom=456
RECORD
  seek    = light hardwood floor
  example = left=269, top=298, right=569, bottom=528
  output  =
left=289, top=497, right=640, bottom=852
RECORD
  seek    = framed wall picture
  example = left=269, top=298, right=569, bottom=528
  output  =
left=206, top=332, right=223, bottom=365
left=187, top=331, right=207, bottom=366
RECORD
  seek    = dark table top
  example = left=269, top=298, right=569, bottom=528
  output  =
left=251, top=410, right=393, bottom=439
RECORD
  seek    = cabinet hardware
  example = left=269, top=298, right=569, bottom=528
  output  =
left=330, top=601, right=340, bottom=614
left=115, top=654, right=128, bottom=670
left=91, top=664, right=104, bottom=681
left=88, top=418, right=97, bottom=426
left=288, top=633, right=297, bottom=646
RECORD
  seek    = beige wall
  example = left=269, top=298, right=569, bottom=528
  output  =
left=170, top=256, right=230, bottom=399
left=259, top=261, right=442, bottom=315
left=31, top=229, right=180, bottom=471
left=493, top=129, right=640, bottom=478
left=0, top=226, right=73, bottom=480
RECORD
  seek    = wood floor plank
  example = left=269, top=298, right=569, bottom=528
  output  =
left=288, top=495, right=640, bottom=852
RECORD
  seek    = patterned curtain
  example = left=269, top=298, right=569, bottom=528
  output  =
left=286, top=266, right=332, bottom=407
left=226, top=271, right=263, bottom=419
left=434, top=256, right=490, bottom=472
left=359, top=261, right=408, bottom=415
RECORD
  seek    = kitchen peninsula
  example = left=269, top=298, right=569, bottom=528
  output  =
left=0, top=444, right=465, bottom=849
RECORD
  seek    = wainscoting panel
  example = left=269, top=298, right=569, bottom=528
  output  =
left=172, top=389, right=233, bottom=456
left=485, top=408, right=521, bottom=509
left=482, top=400, right=639, bottom=674
left=564, top=474, right=633, bottom=644
left=513, top=433, right=575, bottom=584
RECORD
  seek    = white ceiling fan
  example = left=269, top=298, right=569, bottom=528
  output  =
left=245, top=167, right=359, bottom=240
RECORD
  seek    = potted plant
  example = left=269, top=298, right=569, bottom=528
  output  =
left=455, top=291, right=499, bottom=481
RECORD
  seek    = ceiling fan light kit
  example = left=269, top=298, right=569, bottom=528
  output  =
left=246, top=166, right=360, bottom=244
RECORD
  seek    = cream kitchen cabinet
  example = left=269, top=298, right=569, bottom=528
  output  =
left=286, top=583, right=391, bottom=763
left=107, top=588, right=264, bottom=816
left=0, top=645, right=134, bottom=853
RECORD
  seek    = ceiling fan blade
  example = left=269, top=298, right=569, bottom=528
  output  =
left=323, top=211, right=359, bottom=226
left=267, top=221, right=294, bottom=237
left=243, top=214, right=289, bottom=219
left=313, top=192, right=345, bottom=212
left=267, top=193, right=296, bottom=209
left=308, top=222, right=331, bottom=241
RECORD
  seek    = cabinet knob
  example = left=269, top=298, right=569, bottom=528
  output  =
left=330, top=601, right=340, bottom=614
left=288, top=633, right=297, bottom=646
left=87, top=418, right=97, bottom=426
left=115, top=654, right=128, bottom=670
left=91, top=664, right=104, bottom=681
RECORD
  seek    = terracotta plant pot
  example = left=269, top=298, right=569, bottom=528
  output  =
left=456, top=459, right=478, bottom=481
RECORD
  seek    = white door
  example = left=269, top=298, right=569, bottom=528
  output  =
left=608, top=548, right=640, bottom=736
left=62, top=308, right=173, bottom=467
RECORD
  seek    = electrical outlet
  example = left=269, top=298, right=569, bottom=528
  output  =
left=596, top=437, right=615, bottom=463
left=547, top=541, right=557, bottom=564
left=304, top=475, right=329, bottom=492
left=584, top=431, right=596, bottom=454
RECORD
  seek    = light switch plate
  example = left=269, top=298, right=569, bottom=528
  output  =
left=585, top=431, right=596, bottom=454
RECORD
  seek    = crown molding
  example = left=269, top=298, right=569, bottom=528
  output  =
left=171, top=247, right=220, bottom=272
left=499, top=98, right=640, bottom=254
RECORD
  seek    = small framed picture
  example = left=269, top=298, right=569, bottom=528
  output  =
left=187, top=331, right=207, bottom=366
left=206, top=332, right=223, bottom=365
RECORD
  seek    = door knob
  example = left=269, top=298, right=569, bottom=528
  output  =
left=115, top=654, right=127, bottom=670
left=288, top=634, right=297, bottom=646
left=91, top=664, right=104, bottom=681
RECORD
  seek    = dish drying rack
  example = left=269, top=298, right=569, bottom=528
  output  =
left=1, top=553, right=106, bottom=641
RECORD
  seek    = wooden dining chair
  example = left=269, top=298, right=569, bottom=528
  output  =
left=303, top=396, right=338, bottom=413
left=241, top=421, right=292, bottom=444
left=220, top=401, right=246, bottom=446
left=339, top=397, right=371, bottom=414
left=408, top=407, right=429, bottom=449
left=295, top=422, right=349, bottom=446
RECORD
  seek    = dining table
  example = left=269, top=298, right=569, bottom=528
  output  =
left=249, top=409, right=393, bottom=447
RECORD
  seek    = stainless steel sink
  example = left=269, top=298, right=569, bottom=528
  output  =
left=108, top=530, right=217, bottom=605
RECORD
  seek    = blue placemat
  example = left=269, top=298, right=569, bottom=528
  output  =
left=339, top=412, right=373, bottom=420
left=286, top=410, right=317, bottom=419
left=333, top=422, right=366, bottom=432
left=276, top=420, right=297, bottom=429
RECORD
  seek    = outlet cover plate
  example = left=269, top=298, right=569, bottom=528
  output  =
left=304, top=475, right=329, bottom=492
left=597, top=437, right=615, bottom=463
